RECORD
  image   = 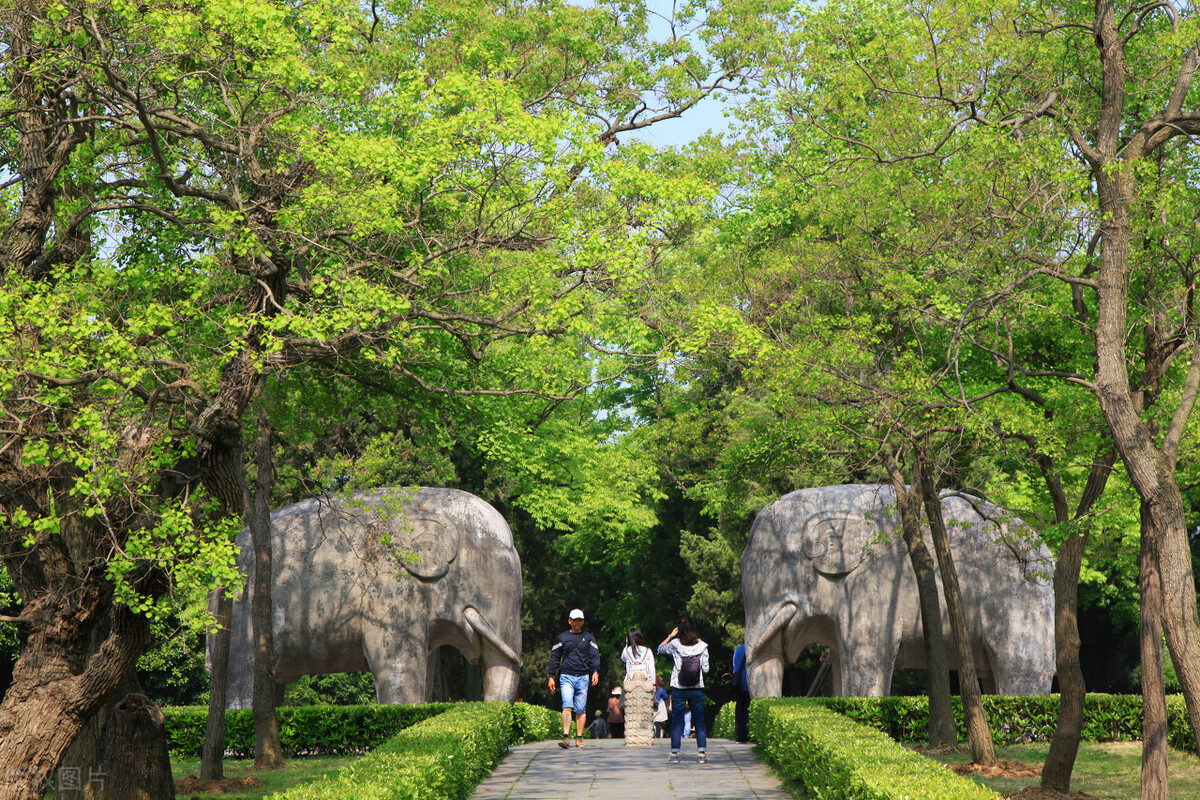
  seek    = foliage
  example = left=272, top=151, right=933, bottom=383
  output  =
left=162, top=703, right=452, bottom=758
left=750, top=697, right=1002, bottom=800
left=713, top=701, right=735, bottom=739
left=135, top=620, right=210, bottom=707
left=273, top=701, right=518, bottom=800
left=509, top=701, right=561, bottom=744
left=821, top=694, right=1194, bottom=752
left=283, top=674, right=379, bottom=708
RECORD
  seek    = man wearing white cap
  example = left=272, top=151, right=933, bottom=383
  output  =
left=548, top=608, right=601, bottom=748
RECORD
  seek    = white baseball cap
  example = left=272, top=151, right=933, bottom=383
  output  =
left=568, top=608, right=585, bottom=620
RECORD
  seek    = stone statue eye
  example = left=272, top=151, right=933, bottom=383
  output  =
left=803, top=537, right=829, bottom=559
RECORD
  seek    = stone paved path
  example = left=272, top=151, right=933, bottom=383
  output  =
left=470, top=738, right=794, bottom=800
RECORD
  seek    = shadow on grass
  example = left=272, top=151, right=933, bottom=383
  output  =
left=170, top=755, right=358, bottom=800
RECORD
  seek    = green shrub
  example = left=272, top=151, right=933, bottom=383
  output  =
left=162, top=703, right=452, bottom=758
left=712, top=702, right=734, bottom=739
left=510, top=701, right=560, bottom=744
left=275, top=701, right=514, bottom=800
left=751, top=698, right=1002, bottom=800
left=821, top=694, right=1194, bottom=751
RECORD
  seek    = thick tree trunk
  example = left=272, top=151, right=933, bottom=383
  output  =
left=1139, top=503, right=1169, bottom=800
left=196, top=380, right=254, bottom=780
left=1149, top=487, right=1200, bottom=753
left=0, top=599, right=147, bottom=800
left=919, top=460, right=996, bottom=766
left=200, top=589, right=233, bottom=782
left=49, top=679, right=175, bottom=800
left=93, top=694, right=175, bottom=800
left=1089, top=0, right=1200, bottom=759
left=248, top=407, right=284, bottom=769
left=885, top=453, right=956, bottom=746
left=56, top=673, right=174, bottom=800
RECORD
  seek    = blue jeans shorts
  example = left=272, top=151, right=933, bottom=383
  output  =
left=559, top=673, right=589, bottom=714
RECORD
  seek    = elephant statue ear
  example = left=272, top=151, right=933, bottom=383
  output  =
left=398, top=508, right=460, bottom=580
left=801, top=514, right=874, bottom=577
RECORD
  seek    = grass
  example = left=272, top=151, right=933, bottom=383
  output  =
left=170, top=755, right=359, bottom=800
left=925, top=741, right=1200, bottom=799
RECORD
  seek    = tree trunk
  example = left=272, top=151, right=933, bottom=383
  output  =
left=1139, top=502, right=1169, bottom=800
left=0, top=600, right=147, bottom=800
left=1089, top=0, right=1200, bottom=758
left=196, top=381, right=254, bottom=780
left=249, top=405, right=284, bottom=769
left=1149, top=485, right=1200, bottom=753
left=56, top=653, right=173, bottom=800
left=1042, top=530, right=1086, bottom=791
left=93, top=694, right=175, bottom=800
left=1041, top=451, right=1114, bottom=792
left=884, top=452, right=956, bottom=746
left=918, top=455, right=996, bottom=766
left=200, top=589, right=233, bottom=781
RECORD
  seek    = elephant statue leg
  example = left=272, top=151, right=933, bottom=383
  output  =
left=363, top=620, right=428, bottom=705
left=990, top=643, right=1054, bottom=694
left=837, top=640, right=896, bottom=697
left=837, top=624, right=902, bottom=697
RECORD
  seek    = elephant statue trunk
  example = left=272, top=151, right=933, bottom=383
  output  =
left=466, top=605, right=522, bottom=700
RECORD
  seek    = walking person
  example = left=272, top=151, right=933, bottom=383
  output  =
left=653, top=675, right=669, bottom=738
left=587, top=710, right=609, bottom=739
left=548, top=608, right=601, bottom=749
left=620, top=628, right=656, bottom=745
left=731, top=641, right=751, bottom=743
left=606, top=687, right=626, bottom=738
left=658, top=616, right=710, bottom=763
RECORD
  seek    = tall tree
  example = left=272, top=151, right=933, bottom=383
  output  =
left=0, top=0, right=775, bottom=790
left=740, top=0, right=1200, bottom=789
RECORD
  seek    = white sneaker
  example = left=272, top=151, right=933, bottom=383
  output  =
left=697, top=752, right=707, bottom=763
left=668, top=752, right=679, bottom=764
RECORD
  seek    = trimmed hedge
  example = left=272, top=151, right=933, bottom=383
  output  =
left=510, top=701, right=561, bottom=744
left=163, top=703, right=452, bottom=758
left=274, top=701, right=518, bottom=800
left=713, top=702, right=734, bottom=739
left=751, top=698, right=1001, bottom=800
left=714, top=694, right=1194, bottom=751
left=823, top=694, right=1194, bottom=751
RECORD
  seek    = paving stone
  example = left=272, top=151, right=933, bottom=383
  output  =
left=470, top=738, right=793, bottom=800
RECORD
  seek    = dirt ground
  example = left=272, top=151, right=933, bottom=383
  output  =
left=175, top=774, right=265, bottom=795
left=913, top=745, right=1106, bottom=800
left=1002, top=789, right=1105, bottom=800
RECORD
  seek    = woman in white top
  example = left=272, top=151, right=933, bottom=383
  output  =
left=620, top=628, right=656, bottom=745
left=657, top=616, right=709, bottom=763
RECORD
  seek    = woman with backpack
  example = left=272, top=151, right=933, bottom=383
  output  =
left=657, top=616, right=710, bottom=764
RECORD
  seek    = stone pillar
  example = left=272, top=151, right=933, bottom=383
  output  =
left=622, top=677, right=655, bottom=745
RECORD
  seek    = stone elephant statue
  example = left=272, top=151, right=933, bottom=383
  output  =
left=214, top=487, right=522, bottom=707
left=742, top=484, right=1054, bottom=698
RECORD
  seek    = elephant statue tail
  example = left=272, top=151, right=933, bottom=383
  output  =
left=746, top=600, right=798, bottom=664
left=465, top=606, right=522, bottom=667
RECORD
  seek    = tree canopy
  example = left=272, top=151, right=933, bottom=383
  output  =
left=2, top=0, right=1200, bottom=796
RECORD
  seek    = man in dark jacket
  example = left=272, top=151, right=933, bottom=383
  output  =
left=731, top=642, right=751, bottom=743
left=548, top=608, right=601, bottom=748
